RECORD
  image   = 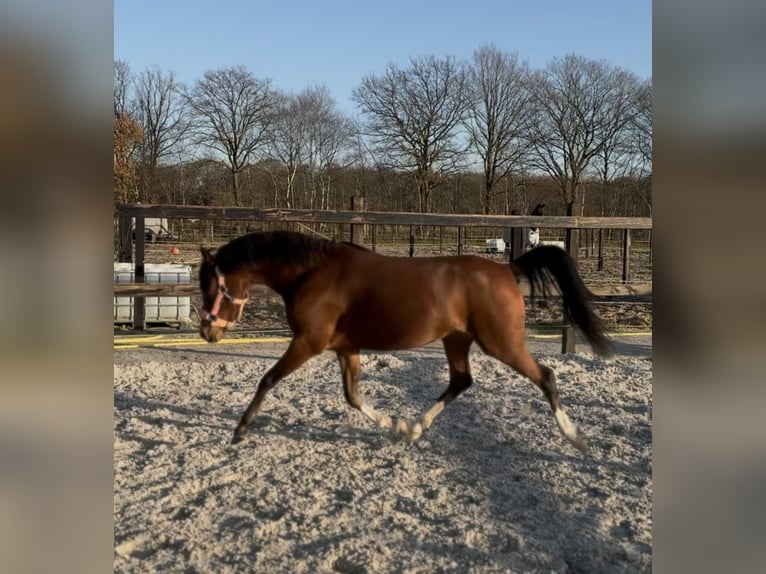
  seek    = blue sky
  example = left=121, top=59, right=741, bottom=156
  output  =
left=114, top=0, right=651, bottom=117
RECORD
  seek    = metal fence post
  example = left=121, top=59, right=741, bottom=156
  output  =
left=622, top=229, right=632, bottom=283
left=133, top=215, right=146, bottom=331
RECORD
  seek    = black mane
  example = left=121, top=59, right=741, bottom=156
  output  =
left=213, top=231, right=342, bottom=273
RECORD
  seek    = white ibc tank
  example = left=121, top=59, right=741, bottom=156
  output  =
left=485, top=238, right=506, bottom=253
left=114, top=263, right=192, bottom=325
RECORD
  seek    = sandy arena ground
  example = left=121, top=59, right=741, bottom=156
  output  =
left=114, top=335, right=652, bottom=573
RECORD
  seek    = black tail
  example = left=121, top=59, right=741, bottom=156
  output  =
left=513, top=246, right=614, bottom=357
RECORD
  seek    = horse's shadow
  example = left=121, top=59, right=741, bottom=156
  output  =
left=238, top=408, right=399, bottom=447
left=610, top=340, right=652, bottom=358
left=350, top=349, right=650, bottom=571
left=114, top=389, right=237, bottom=448
left=114, top=384, right=397, bottom=452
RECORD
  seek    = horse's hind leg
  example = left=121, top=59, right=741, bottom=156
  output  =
left=337, top=352, right=396, bottom=431
left=482, top=339, right=588, bottom=452
left=528, top=357, right=587, bottom=452
left=406, top=332, right=475, bottom=441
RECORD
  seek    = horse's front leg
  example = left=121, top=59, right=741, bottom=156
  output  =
left=232, top=337, right=319, bottom=444
left=337, top=352, right=411, bottom=437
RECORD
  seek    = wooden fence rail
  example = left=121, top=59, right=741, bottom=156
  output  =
left=115, top=203, right=652, bottom=229
left=113, top=282, right=652, bottom=298
left=114, top=203, right=652, bottom=353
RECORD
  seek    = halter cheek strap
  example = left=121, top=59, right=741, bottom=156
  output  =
left=199, top=267, right=249, bottom=328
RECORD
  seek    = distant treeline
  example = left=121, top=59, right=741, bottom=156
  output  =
left=115, top=46, right=651, bottom=218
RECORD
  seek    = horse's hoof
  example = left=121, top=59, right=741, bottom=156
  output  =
left=231, top=429, right=248, bottom=444
left=554, top=409, right=588, bottom=453
left=393, top=418, right=409, bottom=436
left=377, top=414, right=393, bottom=429
left=571, top=435, right=588, bottom=453
left=408, top=422, right=423, bottom=441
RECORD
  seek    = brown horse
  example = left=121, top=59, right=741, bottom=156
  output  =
left=198, top=231, right=613, bottom=451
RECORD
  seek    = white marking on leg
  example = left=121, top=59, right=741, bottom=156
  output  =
left=407, top=422, right=423, bottom=441
left=417, top=400, right=446, bottom=430
left=393, top=418, right=409, bottom=436
left=360, top=403, right=392, bottom=429
left=554, top=408, right=588, bottom=453
left=392, top=418, right=422, bottom=442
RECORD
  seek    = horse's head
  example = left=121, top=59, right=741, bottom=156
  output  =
left=531, top=203, right=545, bottom=216
left=526, top=228, right=540, bottom=248
left=198, top=246, right=249, bottom=343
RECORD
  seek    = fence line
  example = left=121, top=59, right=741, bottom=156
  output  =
left=114, top=204, right=652, bottom=229
left=114, top=203, right=652, bottom=353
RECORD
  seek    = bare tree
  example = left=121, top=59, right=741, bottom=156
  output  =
left=114, top=59, right=132, bottom=117
left=267, top=85, right=353, bottom=209
left=593, top=74, right=647, bottom=216
left=268, top=90, right=303, bottom=208
left=114, top=60, right=143, bottom=203
left=464, top=44, right=533, bottom=214
left=134, top=67, right=189, bottom=168
left=527, top=55, right=639, bottom=217
left=632, top=77, right=652, bottom=173
left=186, top=66, right=276, bottom=206
left=625, top=77, right=653, bottom=216
left=353, top=55, right=469, bottom=213
left=114, top=112, right=143, bottom=203
left=133, top=67, right=190, bottom=203
left=299, top=85, right=355, bottom=210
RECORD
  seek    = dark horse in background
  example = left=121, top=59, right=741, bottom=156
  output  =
left=198, top=231, right=613, bottom=451
left=526, top=202, right=545, bottom=249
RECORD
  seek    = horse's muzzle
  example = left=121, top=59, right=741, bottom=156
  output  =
left=200, top=324, right=225, bottom=343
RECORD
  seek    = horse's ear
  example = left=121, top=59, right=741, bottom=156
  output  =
left=200, top=246, right=216, bottom=264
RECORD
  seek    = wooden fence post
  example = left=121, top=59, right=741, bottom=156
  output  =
left=409, top=229, right=415, bottom=257
left=117, top=215, right=132, bottom=263
left=349, top=195, right=365, bottom=244
left=133, top=216, right=146, bottom=331
left=457, top=226, right=463, bottom=255
left=561, top=225, right=579, bottom=354
left=510, top=210, right=524, bottom=261
left=597, top=229, right=604, bottom=271
left=622, top=229, right=632, bottom=284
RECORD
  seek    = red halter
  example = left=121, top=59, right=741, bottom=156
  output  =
left=199, top=267, right=249, bottom=328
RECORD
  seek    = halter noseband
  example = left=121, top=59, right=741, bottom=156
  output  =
left=199, top=267, right=249, bottom=328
